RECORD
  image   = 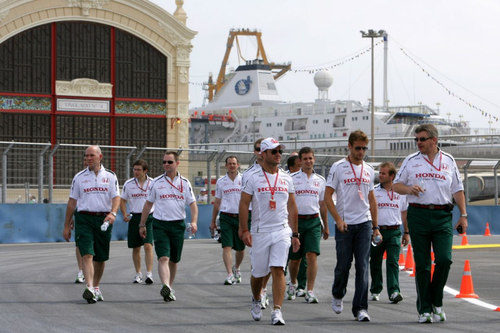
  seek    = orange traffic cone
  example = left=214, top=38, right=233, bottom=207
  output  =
left=461, top=233, right=469, bottom=246
left=484, top=222, right=491, bottom=236
left=404, top=244, right=414, bottom=271
left=398, top=246, right=405, bottom=267
left=383, top=251, right=387, bottom=260
left=410, top=259, right=416, bottom=277
left=430, top=262, right=435, bottom=281
left=431, top=251, right=435, bottom=261
left=456, top=260, right=479, bottom=298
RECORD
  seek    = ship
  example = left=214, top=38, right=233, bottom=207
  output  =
left=189, top=29, right=471, bottom=156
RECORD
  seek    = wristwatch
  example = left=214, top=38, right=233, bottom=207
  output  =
left=292, top=232, right=300, bottom=238
left=372, top=226, right=380, bottom=231
left=460, top=214, right=468, bottom=218
left=110, top=212, right=117, bottom=217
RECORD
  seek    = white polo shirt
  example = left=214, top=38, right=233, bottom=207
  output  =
left=242, top=168, right=294, bottom=232
left=121, top=177, right=154, bottom=214
left=291, top=170, right=325, bottom=215
left=326, top=158, right=375, bottom=224
left=374, top=184, right=407, bottom=226
left=394, top=150, right=463, bottom=205
left=147, top=173, right=195, bottom=221
left=70, top=165, right=120, bottom=212
left=215, top=173, right=242, bottom=214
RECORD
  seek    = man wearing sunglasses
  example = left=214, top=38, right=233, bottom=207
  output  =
left=239, top=137, right=300, bottom=325
left=139, top=151, right=198, bottom=303
left=393, top=124, right=467, bottom=324
left=63, top=145, right=120, bottom=304
left=325, top=130, right=379, bottom=322
left=241, top=138, right=271, bottom=309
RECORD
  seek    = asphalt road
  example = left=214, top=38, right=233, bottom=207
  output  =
left=1, top=235, right=499, bottom=332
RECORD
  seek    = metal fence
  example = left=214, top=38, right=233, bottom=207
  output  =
left=1, top=141, right=499, bottom=205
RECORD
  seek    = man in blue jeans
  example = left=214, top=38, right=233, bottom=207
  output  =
left=324, top=130, right=380, bottom=322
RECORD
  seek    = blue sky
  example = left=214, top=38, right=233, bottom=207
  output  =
left=152, top=0, right=500, bottom=131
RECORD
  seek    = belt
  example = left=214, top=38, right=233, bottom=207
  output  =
left=131, top=213, right=152, bottom=216
left=79, top=211, right=109, bottom=216
left=155, top=219, right=184, bottom=223
left=221, top=212, right=239, bottom=218
left=409, top=203, right=452, bottom=211
left=379, top=225, right=400, bottom=230
left=298, top=213, right=319, bottom=220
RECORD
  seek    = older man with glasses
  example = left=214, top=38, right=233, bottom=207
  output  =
left=324, top=130, right=380, bottom=322
left=139, top=151, right=198, bottom=303
left=393, top=124, right=467, bottom=324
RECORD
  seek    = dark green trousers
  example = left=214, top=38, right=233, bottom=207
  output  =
left=408, top=206, right=453, bottom=314
left=297, top=256, right=307, bottom=290
left=369, top=228, right=401, bottom=296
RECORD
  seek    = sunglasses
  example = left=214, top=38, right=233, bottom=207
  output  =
left=270, top=149, right=284, bottom=155
left=163, top=160, right=175, bottom=164
left=414, top=137, right=432, bottom=142
left=254, top=147, right=261, bottom=152
left=354, top=146, right=368, bottom=151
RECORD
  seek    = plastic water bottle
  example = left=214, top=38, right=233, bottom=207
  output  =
left=101, top=220, right=110, bottom=232
left=186, top=223, right=194, bottom=239
left=371, top=234, right=382, bottom=247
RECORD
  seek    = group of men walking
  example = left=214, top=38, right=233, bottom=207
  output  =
left=63, top=123, right=468, bottom=326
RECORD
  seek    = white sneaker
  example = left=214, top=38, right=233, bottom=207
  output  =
left=251, top=298, right=262, bottom=321
left=145, top=272, right=154, bottom=285
left=418, top=312, right=433, bottom=323
left=305, top=290, right=319, bottom=304
left=94, top=287, right=104, bottom=302
left=331, top=297, right=343, bottom=314
left=357, top=309, right=370, bottom=322
left=286, top=283, right=297, bottom=300
left=389, top=291, right=403, bottom=304
left=271, top=309, right=285, bottom=325
left=232, top=266, right=242, bottom=283
left=432, top=306, right=446, bottom=322
left=260, top=290, right=269, bottom=309
left=296, top=288, right=306, bottom=297
left=370, top=293, right=380, bottom=301
left=82, top=286, right=96, bottom=304
left=224, top=274, right=234, bottom=285
left=133, top=273, right=143, bottom=284
left=75, top=271, right=85, bottom=284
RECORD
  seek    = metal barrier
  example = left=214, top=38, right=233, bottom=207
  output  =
left=1, top=141, right=499, bottom=205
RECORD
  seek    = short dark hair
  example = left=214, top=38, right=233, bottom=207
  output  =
left=348, top=130, right=369, bottom=145
left=254, top=138, right=264, bottom=151
left=133, top=159, right=149, bottom=171
left=298, top=147, right=314, bottom=159
left=415, top=124, right=438, bottom=138
left=164, top=151, right=179, bottom=162
left=225, top=155, right=239, bottom=164
left=379, top=162, right=396, bottom=177
left=287, top=155, right=300, bottom=170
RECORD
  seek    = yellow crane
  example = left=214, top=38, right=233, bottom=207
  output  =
left=207, top=29, right=291, bottom=102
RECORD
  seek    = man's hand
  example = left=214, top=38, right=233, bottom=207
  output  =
left=63, top=224, right=72, bottom=242
left=336, top=220, right=348, bottom=233
left=402, top=232, right=410, bottom=246
left=123, top=214, right=131, bottom=222
left=139, top=226, right=147, bottom=239
left=291, top=237, right=300, bottom=253
left=239, top=230, right=252, bottom=247
left=372, top=228, right=382, bottom=242
left=190, top=222, right=198, bottom=234
left=455, top=216, right=468, bottom=234
left=105, top=213, right=117, bottom=225
left=322, top=227, right=330, bottom=240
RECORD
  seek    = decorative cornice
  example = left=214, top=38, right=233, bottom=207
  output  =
left=56, top=79, right=113, bottom=98
left=0, top=9, right=9, bottom=23
left=68, top=0, right=111, bottom=16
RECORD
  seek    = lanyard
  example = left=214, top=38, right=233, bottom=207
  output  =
left=386, top=187, right=394, bottom=201
left=134, top=178, right=150, bottom=192
left=262, top=169, right=279, bottom=200
left=165, top=175, right=183, bottom=193
left=347, top=156, right=364, bottom=190
left=422, top=151, right=442, bottom=172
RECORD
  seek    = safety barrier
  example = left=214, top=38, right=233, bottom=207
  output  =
left=0, top=204, right=497, bottom=243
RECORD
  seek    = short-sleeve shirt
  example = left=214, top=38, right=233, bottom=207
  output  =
left=326, top=158, right=375, bottom=224
left=70, top=166, right=120, bottom=212
left=215, top=173, right=242, bottom=214
left=374, top=184, right=407, bottom=226
left=242, top=168, right=294, bottom=232
left=121, top=177, right=154, bottom=214
left=394, top=149, right=463, bottom=205
left=291, top=170, right=326, bottom=215
left=147, top=173, right=196, bottom=221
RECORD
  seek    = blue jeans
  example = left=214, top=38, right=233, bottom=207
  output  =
left=332, top=221, right=372, bottom=316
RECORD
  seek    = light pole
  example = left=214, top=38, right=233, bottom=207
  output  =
left=361, top=29, right=385, bottom=159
